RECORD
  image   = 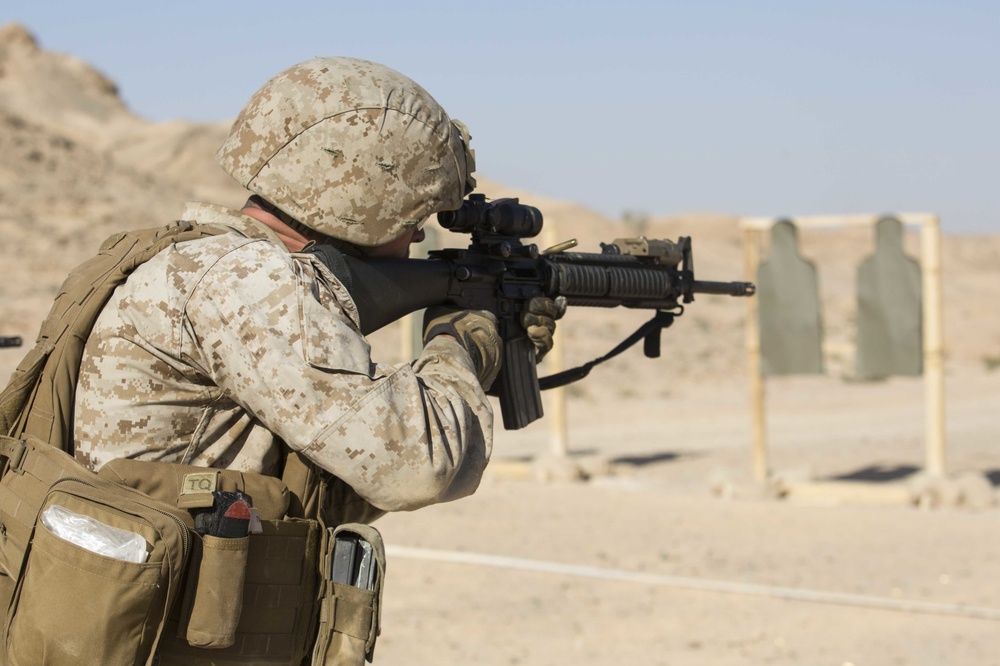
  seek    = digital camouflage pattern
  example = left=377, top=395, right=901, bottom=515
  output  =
left=74, top=203, right=494, bottom=513
left=217, top=57, right=476, bottom=247
left=422, top=308, right=503, bottom=388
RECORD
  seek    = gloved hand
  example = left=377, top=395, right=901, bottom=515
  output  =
left=521, top=296, right=567, bottom=361
left=423, top=307, right=503, bottom=389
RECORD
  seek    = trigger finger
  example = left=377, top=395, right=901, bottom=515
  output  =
left=526, top=325, right=553, bottom=351
left=522, top=313, right=556, bottom=333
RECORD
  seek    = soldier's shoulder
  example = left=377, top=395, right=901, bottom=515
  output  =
left=121, top=229, right=291, bottom=305
left=174, top=228, right=291, bottom=272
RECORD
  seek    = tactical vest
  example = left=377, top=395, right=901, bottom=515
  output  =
left=0, top=221, right=383, bottom=666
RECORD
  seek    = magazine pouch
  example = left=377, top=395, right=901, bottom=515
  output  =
left=312, top=523, right=385, bottom=665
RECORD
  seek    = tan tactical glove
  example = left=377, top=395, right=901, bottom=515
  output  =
left=423, top=307, right=503, bottom=389
left=521, top=296, right=567, bottom=361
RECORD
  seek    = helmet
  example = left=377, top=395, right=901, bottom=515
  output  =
left=217, top=57, right=476, bottom=246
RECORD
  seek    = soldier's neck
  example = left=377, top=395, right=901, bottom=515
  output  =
left=240, top=205, right=311, bottom=252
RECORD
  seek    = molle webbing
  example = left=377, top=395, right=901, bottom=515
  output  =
left=0, top=221, right=226, bottom=451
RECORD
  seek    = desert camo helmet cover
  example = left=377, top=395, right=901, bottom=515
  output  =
left=217, top=57, right=476, bottom=246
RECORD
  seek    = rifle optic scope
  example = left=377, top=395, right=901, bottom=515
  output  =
left=437, top=194, right=543, bottom=238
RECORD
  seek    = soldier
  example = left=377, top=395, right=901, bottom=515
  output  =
left=65, top=57, right=562, bottom=662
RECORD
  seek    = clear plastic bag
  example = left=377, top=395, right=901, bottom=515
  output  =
left=40, top=504, right=149, bottom=563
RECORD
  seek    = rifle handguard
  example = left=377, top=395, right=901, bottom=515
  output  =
left=422, top=308, right=503, bottom=389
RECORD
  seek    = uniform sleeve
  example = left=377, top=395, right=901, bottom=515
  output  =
left=183, top=242, right=493, bottom=512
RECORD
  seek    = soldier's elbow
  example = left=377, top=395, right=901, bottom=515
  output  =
left=387, top=464, right=459, bottom=511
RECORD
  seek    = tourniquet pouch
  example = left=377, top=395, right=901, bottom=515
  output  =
left=312, top=523, right=386, bottom=665
left=0, top=437, right=190, bottom=666
left=156, top=518, right=322, bottom=666
left=183, top=534, right=250, bottom=648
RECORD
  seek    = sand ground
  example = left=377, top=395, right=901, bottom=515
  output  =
left=370, top=370, right=1000, bottom=666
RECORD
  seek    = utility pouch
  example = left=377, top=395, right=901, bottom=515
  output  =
left=0, top=437, right=191, bottom=666
left=312, top=523, right=386, bottom=665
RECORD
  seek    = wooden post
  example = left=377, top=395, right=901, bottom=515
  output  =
left=921, top=215, right=946, bottom=476
left=401, top=317, right=417, bottom=361
left=545, top=340, right=570, bottom=459
left=541, top=222, right=570, bottom=458
left=743, top=227, right=768, bottom=482
left=401, top=225, right=439, bottom=360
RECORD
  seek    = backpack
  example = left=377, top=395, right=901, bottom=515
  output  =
left=0, top=221, right=226, bottom=450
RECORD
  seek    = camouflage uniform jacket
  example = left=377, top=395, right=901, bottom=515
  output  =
left=73, top=202, right=493, bottom=515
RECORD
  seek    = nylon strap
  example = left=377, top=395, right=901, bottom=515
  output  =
left=538, top=310, right=676, bottom=390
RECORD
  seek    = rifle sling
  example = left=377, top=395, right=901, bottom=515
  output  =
left=538, top=310, right=676, bottom=390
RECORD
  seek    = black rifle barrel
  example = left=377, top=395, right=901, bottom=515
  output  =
left=690, top=280, right=757, bottom=297
left=544, top=261, right=755, bottom=303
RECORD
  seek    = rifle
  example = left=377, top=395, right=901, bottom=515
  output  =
left=310, top=194, right=755, bottom=430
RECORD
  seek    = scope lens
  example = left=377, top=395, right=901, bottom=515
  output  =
left=437, top=209, right=458, bottom=228
left=489, top=203, right=543, bottom=238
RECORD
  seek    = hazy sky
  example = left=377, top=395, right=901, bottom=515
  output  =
left=5, top=1, right=998, bottom=233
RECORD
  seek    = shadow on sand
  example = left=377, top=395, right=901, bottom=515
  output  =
left=828, top=464, right=921, bottom=483
left=610, top=452, right=685, bottom=467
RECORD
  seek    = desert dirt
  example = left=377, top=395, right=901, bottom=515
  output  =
left=2, top=23, right=999, bottom=665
